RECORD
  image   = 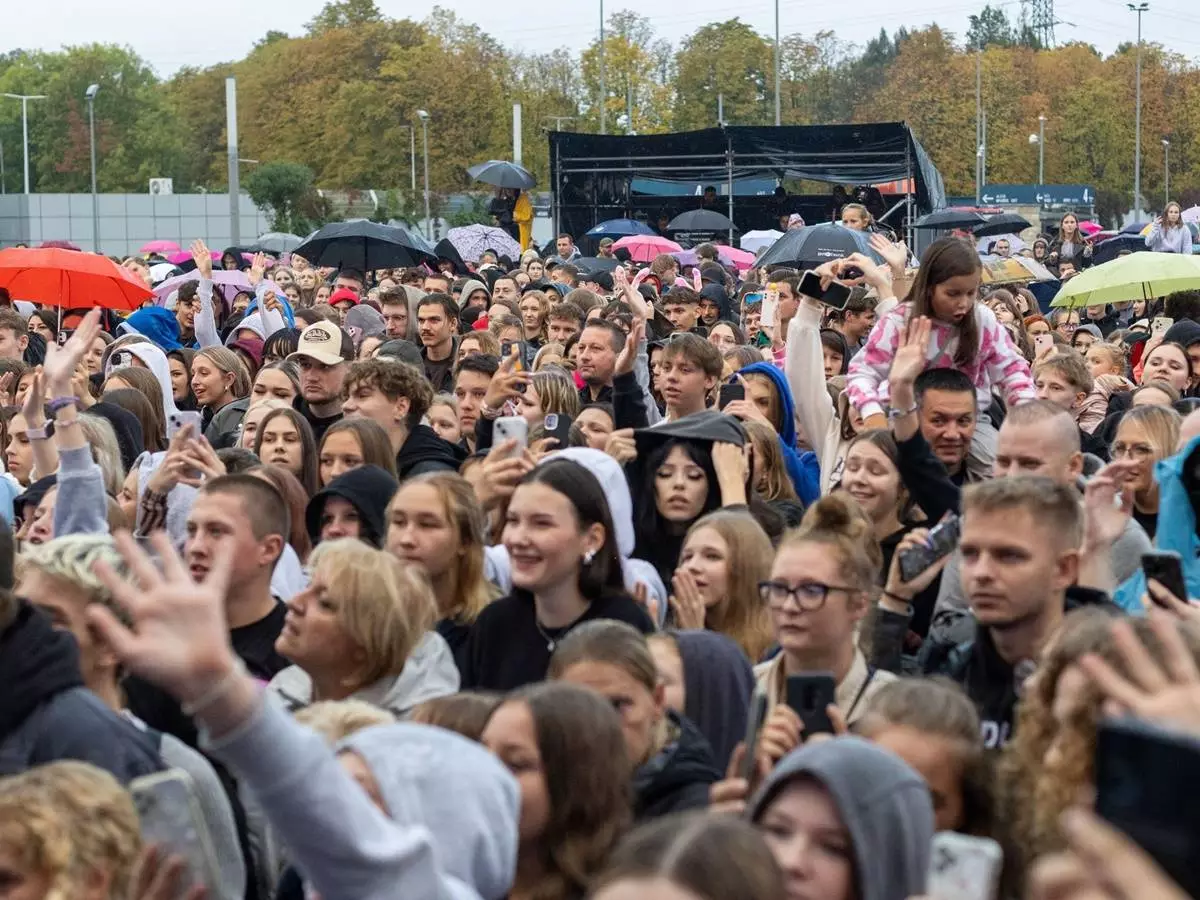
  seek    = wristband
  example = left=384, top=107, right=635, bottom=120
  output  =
left=887, top=402, right=918, bottom=421
left=25, top=424, right=50, bottom=441
left=880, top=590, right=914, bottom=614
left=480, top=403, right=503, bottom=420
left=47, top=396, right=80, bottom=416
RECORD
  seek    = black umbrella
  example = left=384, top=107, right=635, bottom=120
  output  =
left=755, top=223, right=882, bottom=270
left=572, top=256, right=622, bottom=273
left=466, top=160, right=536, bottom=190
left=913, top=209, right=988, bottom=230
left=433, top=238, right=471, bottom=275
left=249, top=232, right=303, bottom=254
left=974, top=213, right=1034, bottom=238
left=1092, top=235, right=1147, bottom=266
left=668, top=209, right=735, bottom=232
left=294, top=221, right=436, bottom=271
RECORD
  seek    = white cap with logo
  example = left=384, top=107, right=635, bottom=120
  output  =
left=288, top=321, right=346, bottom=366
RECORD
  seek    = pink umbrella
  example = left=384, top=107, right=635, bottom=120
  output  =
left=141, top=239, right=181, bottom=255
left=1077, top=221, right=1102, bottom=236
left=166, top=250, right=222, bottom=265
left=613, top=234, right=682, bottom=263
left=153, top=269, right=255, bottom=307
left=718, top=246, right=756, bottom=270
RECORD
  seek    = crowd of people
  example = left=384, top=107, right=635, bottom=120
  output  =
left=1, top=210, right=1199, bottom=900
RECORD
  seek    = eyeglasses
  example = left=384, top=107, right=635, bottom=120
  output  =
left=1111, top=442, right=1157, bottom=461
left=757, top=579, right=857, bottom=611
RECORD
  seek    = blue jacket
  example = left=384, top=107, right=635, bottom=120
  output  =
left=245, top=291, right=297, bottom=329
left=122, top=306, right=182, bottom=352
left=739, top=362, right=820, bottom=506
left=1114, top=434, right=1200, bottom=612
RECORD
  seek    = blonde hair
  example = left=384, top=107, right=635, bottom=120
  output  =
left=1087, top=342, right=1126, bottom=375
left=533, top=342, right=567, bottom=371
left=683, top=510, right=775, bottom=661
left=742, top=419, right=798, bottom=502
left=1117, top=404, right=1183, bottom=461
left=531, top=367, right=581, bottom=420
left=77, top=413, right=126, bottom=495
left=386, top=473, right=498, bottom=623
left=0, top=761, right=141, bottom=900
left=781, top=493, right=882, bottom=594
left=308, top=538, right=437, bottom=686
left=17, top=534, right=130, bottom=621
left=195, top=346, right=252, bottom=400
left=459, top=329, right=501, bottom=357
left=293, top=699, right=395, bottom=745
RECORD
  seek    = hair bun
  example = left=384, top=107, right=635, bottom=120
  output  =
left=800, top=493, right=871, bottom=542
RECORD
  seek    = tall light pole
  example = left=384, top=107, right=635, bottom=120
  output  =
left=1163, top=138, right=1170, bottom=205
left=774, top=0, right=781, bottom=126
left=1038, top=114, right=1046, bottom=187
left=599, top=0, right=606, bottom=134
left=2, top=93, right=47, bottom=194
left=417, top=110, right=431, bottom=240
left=1129, top=2, right=1149, bottom=220
left=85, top=84, right=100, bottom=253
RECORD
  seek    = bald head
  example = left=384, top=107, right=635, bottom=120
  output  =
left=995, top=400, right=1083, bottom=484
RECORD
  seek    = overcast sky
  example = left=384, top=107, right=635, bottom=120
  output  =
left=7, top=0, right=1200, bottom=77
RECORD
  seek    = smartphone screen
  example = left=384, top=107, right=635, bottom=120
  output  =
left=719, top=382, right=745, bottom=410
left=1142, top=551, right=1187, bottom=604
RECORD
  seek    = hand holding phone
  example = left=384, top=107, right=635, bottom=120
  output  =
left=718, top=380, right=746, bottom=410
left=1142, top=551, right=1187, bottom=607
left=898, top=514, right=962, bottom=583
left=927, top=833, right=1003, bottom=900
left=785, top=673, right=837, bottom=737
left=761, top=287, right=780, bottom=327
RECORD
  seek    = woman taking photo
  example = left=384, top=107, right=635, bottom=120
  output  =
left=1110, top=404, right=1182, bottom=540
left=254, top=407, right=319, bottom=496
left=192, top=346, right=251, bottom=445
left=386, top=472, right=499, bottom=668
left=267, top=537, right=459, bottom=717
left=317, top=417, right=397, bottom=486
left=461, top=458, right=654, bottom=691
left=514, top=367, right=580, bottom=430
left=1146, top=201, right=1193, bottom=254
left=1048, top=212, right=1093, bottom=271
left=481, top=681, right=631, bottom=900
left=550, top=621, right=721, bottom=820
left=754, top=493, right=896, bottom=723
left=669, top=509, right=774, bottom=661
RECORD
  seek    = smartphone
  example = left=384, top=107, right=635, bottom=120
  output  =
left=1096, top=717, right=1200, bottom=896
left=493, top=416, right=529, bottom=457
left=898, top=514, right=962, bottom=583
left=760, top=287, right=780, bottom=327
left=785, top=673, right=837, bottom=738
left=1142, top=551, right=1187, bottom=605
left=56, top=329, right=72, bottom=347
left=1152, top=316, right=1175, bottom=334
left=543, top=413, right=572, bottom=448
left=130, top=770, right=221, bottom=895
left=1033, top=333, right=1054, bottom=355
left=112, top=350, right=134, bottom=369
left=798, top=270, right=853, bottom=310
left=927, top=832, right=1003, bottom=900
left=166, top=410, right=203, bottom=441
left=718, top=381, right=745, bottom=410
left=740, top=693, right=769, bottom=781
left=742, top=291, right=764, bottom=309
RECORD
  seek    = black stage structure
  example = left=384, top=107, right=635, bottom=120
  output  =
left=549, top=123, right=946, bottom=249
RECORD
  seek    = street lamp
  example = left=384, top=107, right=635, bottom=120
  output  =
left=2, top=92, right=47, bottom=194
left=85, top=84, right=100, bottom=253
left=1163, top=138, right=1171, bottom=205
left=417, top=110, right=431, bottom=240
left=1129, top=2, right=1149, bottom=219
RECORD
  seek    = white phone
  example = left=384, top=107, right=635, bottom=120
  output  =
left=166, top=410, right=203, bottom=440
left=927, top=832, right=1003, bottom=900
left=493, top=416, right=529, bottom=457
left=761, top=286, right=780, bottom=328
left=130, top=769, right=222, bottom=895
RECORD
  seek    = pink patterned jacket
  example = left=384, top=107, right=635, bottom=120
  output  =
left=845, top=301, right=1036, bottom=419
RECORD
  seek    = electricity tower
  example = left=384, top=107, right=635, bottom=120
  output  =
left=1031, top=0, right=1057, bottom=47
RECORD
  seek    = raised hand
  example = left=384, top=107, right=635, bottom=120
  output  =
left=1081, top=461, right=1137, bottom=552
left=248, top=252, right=268, bottom=287
left=604, top=428, right=636, bottom=465
left=177, top=436, right=227, bottom=487
left=882, top=526, right=951, bottom=603
left=712, top=440, right=748, bottom=505
left=483, top=352, right=531, bottom=410
left=869, top=233, right=908, bottom=275
left=888, top=315, right=931, bottom=387
left=613, top=318, right=644, bottom=378
left=190, top=239, right=212, bottom=279
left=21, top=370, right=45, bottom=428
left=44, top=307, right=101, bottom=395
left=131, top=845, right=206, bottom=900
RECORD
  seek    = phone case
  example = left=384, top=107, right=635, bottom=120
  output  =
left=761, top=289, right=780, bottom=327
left=928, top=832, right=1002, bottom=900
left=786, top=673, right=836, bottom=736
left=493, top=416, right=529, bottom=454
left=130, top=771, right=222, bottom=894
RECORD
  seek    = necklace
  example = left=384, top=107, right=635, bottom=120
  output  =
left=534, top=619, right=561, bottom=653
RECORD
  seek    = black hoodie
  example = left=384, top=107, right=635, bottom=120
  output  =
left=305, top=464, right=399, bottom=547
left=396, top=423, right=465, bottom=480
left=633, top=711, right=722, bottom=821
left=0, top=602, right=161, bottom=779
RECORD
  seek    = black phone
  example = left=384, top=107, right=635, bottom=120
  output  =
left=898, top=514, right=962, bottom=583
left=718, top=381, right=745, bottom=410
left=543, top=413, right=572, bottom=448
left=786, top=673, right=837, bottom=738
left=1142, top=551, right=1187, bottom=605
left=798, top=270, right=853, bottom=310
left=500, top=340, right=527, bottom=391
left=739, top=693, right=769, bottom=781
left=1096, top=717, right=1200, bottom=897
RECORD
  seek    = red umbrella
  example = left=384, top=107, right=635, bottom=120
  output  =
left=612, top=234, right=682, bottom=263
left=0, top=248, right=153, bottom=311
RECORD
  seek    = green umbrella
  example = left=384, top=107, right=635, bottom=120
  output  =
left=1051, top=252, right=1200, bottom=308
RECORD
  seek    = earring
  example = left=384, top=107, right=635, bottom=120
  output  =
left=582, top=549, right=596, bottom=565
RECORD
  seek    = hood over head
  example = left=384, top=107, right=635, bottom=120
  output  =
left=305, top=465, right=399, bottom=547
left=1163, top=318, right=1200, bottom=349
left=105, top=340, right=178, bottom=417
left=338, top=722, right=519, bottom=900
left=345, top=305, right=386, bottom=344
left=120, top=307, right=182, bottom=352
left=634, top=410, right=745, bottom=457
left=543, top=446, right=635, bottom=557
left=672, top=630, right=755, bottom=771
left=748, top=736, right=934, bottom=900
left=737, top=361, right=797, bottom=447
left=395, top=425, right=467, bottom=479
left=456, top=279, right=490, bottom=310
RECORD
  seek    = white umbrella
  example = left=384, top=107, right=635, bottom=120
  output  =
left=740, top=229, right=784, bottom=253
left=1182, top=205, right=1200, bottom=225
left=976, top=234, right=1026, bottom=254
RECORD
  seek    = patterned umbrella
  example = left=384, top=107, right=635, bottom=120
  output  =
left=446, top=224, right=521, bottom=263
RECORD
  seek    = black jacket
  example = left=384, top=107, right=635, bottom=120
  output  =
left=305, top=464, right=399, bottom=547
left=396, top=424, right=465, bottom=480
left=0, top=602, right=162, bottom=779
left=579, top=370, right=652, bottom=430
left=633, top=712, right=722, bottom=821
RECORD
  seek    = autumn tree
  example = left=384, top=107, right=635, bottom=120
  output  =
left=580, top=11, right=673, bottom=134
left=672, top=20, right=771, bottom=130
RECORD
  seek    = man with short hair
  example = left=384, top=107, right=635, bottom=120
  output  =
left=657, top=333, right=721, bottom=421
left=580, top=271, right=613, bottom=295
left=893, top=367, right=980, bottom=485
left=454, top=354, right=501, bottom=452
left=342, top=358, right=462, bottom=478
left=422, top=272, right=452, bottom=295
left=0, top=310, right=29, bottom=362
left=548, top=302, right=583, bottom=343
left=175, top=281, right=202, bottom=346
left=598, top=237, right=615, bottom=259
left=379, top=287, right=410, bottom=339
left=829, top=292, right=877, bottom=350
left=650, top=253, right=679, bottom=285
left=287, top=321, right=354, bottom=442
left=335, top=268, right=366, bottom=294
left=661, top=288, right=704, bottom=335
left=552, top=264, right=579, bottom=288
left=185, top=474, right=291, bottom=680
left=492, top=276, right=520, bottom=304
left=575, top=319, right=648, bottom=427
left=992, top=239, right=1011, bottom=258
left=416, top=294, right=459, bottom=393
left=551, top=233, right=580, bottom=264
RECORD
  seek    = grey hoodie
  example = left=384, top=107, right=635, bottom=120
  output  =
left=267, top=631, right=460, bottom=717
left=338, top=724, right=519, bottom=899
left=747, top=737, right=933, bottom=900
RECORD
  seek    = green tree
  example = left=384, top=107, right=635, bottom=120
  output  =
left=306, top=0, right=383, bottom=35
left=580, top=11, right=673, bottom=133
left=245, top=161, right=317, bottom=232
left=966, top=5, right=1015, bottom=51
left=673, top=20, right=770, bottom=130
